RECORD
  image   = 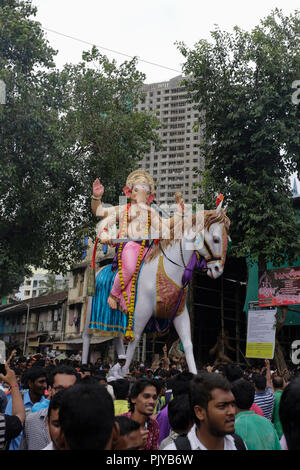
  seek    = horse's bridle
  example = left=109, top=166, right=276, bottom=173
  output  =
left=203, top=239, right=222, bottom=265
left=159, top=234, right=223, bottom=271
left=159, top=239, right=205, bottom=272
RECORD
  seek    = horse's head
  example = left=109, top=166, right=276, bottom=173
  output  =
left=193, top=201, right=230, bottom=279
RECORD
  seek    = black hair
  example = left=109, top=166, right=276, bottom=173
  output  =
left=279, top=376, right=300, bottom=450
left=272, top=376, right=284, bottom=389
left=172, top=371, right=194, bottom=397
left=114, top=416, right=140, bottom=436
left=112, top=379, right=130, bottom=400
left=166, top=378, right=174, bottom=389
left=157, top=369, right=169, bottom=379
left=252, top=374, right=266, bottom=391
left=17, top=357, right=27, bottom=364
left=79, top=376, right=99, bottom=385
left=12, top=368, right=22, bottom=377
left=128, top=379, right=160, bottom=412
left=155, top=379, right=166, bottom=392
left=168, top=394, right=194, bottom=433
left=33, top=359, right=45, bottom=368
left=47, top=389, right=65, bottom=419
left=22, top=367, right=47, bottom=388
left=223, top=364, right=243, bottom=383
left=95, top=374, right=107, bottom=383
left=231, top=379, right=254, bottom=410
left=169, top=368, right=180, bottom=377
left=47, top=365, right=80, bottom=387
left=79, top=365, right=91, bottom=373
left=189, top=372, right=231, bottom=427
left=59, top=383, right=114, bottom=450
left=96, top=370, right=107, bottom=378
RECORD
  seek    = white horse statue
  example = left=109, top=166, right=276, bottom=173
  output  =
left=82, top=202, right=230, bottom=375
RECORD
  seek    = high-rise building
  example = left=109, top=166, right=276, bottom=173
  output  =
left=136, top=75, right=204, bottom=207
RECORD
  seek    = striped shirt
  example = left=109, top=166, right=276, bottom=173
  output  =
left=0, top=414, right=23, bottom=450
left=0, top=414, right=5, bottom=449
left=254, top=386, right=274, bottom=420
left=19, top=407, right=50, bottom=450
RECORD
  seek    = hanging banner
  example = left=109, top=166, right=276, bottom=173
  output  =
left=258, top=267, right=300, bottom=306
left=246, top=302, right=277, bottom=359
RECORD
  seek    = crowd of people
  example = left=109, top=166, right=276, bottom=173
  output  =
left=0, top=346, right=300, bottom=451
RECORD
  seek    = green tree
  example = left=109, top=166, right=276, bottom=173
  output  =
left=177, top=9, right=300, bottom=370
left=61, top=46, right=161, bottom=210
left=0, top=1, right=161, bottom=297
left=178, top=9, right=300, bottom=271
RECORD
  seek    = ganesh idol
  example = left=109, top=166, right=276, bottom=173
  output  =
left=91, top=170, right=185, bottom=315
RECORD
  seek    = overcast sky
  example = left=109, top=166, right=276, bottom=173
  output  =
left=31, top=0, right=300, bottom=84
left=30, top=1, right=300, bottom=190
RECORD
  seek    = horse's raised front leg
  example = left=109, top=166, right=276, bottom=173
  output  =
left=173, top=307, right=197, bottom=375
left=113, top=336, right=126, bottom=357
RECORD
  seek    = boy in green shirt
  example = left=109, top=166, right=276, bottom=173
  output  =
left=232, top=379, right=282, bottom=450
left=272, top=376, right=285, bottom=439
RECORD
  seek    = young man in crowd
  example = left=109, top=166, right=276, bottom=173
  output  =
left=5, top=366, right=47, bottom=450
left=56, top=383, right=116, bottom=450
left=42, top=390, right=65, bottom=450
left=114, top=416, right=144, bottom=450
left=252, top=359, right=274, bottom=420
left=272, top=375, right=285, bottom=440
left=159, top=394, right=194, bottom=449
left=164, top=372, right=246, bottom=450
left=156, top=371, right=194, bottom=445
left=231, top=378, right=281, bottom=450
left=119, top=378, right=160, bottom=450
left=19, top=365, right=79, bottom=450
left=108, top=355, right=127, bottom=380
left=279, top=375, right=300, bottom=450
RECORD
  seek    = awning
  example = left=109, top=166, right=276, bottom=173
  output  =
left=39, top=336, right=114, bottom=349
left=62, top=336, right=114, bottom=345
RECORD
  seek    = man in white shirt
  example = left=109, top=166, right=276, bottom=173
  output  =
left=164, top=372, right=246, bottom=451
left=108, top=355, right=126, bottom=380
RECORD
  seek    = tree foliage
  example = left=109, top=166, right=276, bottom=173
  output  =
left=0, top=0, right=161, bottom=297
left=178, top=9, right=300, bottom=268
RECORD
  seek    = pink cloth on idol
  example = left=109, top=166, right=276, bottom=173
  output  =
left=110, top=242, right=145, bottom=312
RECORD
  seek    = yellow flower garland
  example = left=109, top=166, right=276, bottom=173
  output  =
left=117, top=203, right=150, bottom=341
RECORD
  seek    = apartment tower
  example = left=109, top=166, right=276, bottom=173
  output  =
left=136, top=75, right=204, bottom=207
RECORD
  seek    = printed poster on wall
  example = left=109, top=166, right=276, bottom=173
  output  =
left=246, top=302, right=277, bottom=359
left=259, top=267, right=300, bottom=307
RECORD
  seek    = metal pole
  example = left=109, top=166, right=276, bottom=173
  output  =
left=221, top=277, right=225, bottom=355
left=23, top=303, right=30, bottom=356
left=142, top=333, right=146, bottom=363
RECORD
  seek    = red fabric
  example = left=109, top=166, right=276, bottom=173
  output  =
left=216, top=193, right=224, bottom=207
left=250, top=402, right=264, bottom=416
left=119, top=411, right=159, bottom=450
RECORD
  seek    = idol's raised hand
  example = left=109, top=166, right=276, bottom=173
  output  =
left=92, top=178, right=104, bottom=199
